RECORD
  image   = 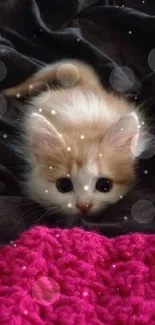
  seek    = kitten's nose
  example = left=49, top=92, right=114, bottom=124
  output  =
left=76, top=202, right=93, bottom=214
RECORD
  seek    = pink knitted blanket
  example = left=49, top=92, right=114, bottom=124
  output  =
left=0, top=226, right=155, bottom=325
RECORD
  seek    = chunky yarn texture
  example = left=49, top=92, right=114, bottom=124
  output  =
left=0, top=226, right=155, bottom=325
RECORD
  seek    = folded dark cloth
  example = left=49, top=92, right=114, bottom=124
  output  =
left=0, top=0, right=155, bottom=241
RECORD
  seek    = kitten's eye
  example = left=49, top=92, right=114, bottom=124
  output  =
left=56, top=178, right=73, bottom=193
left=96, top=178, right=113, bottom=193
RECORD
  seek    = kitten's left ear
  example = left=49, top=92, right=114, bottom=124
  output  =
left=103, top=112, right=143, bottom=156
left=28, top=113, right=66, bottom=162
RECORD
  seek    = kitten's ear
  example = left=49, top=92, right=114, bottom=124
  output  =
left=103, top=112, right=142, bottom=156
left=28, top=113, right=66, bottom=162
left=2, top=60, right=100, bottom=97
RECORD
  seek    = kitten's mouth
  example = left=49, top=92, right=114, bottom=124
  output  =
left=80, top=205, right=110, bottom=222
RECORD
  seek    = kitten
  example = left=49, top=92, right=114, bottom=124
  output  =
left=3, top=60, right=148, bottom=218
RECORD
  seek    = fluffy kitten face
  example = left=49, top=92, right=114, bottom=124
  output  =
left=3, top=59, right=147, bottom=218
left=27, top=144, right=133, bottom=216
left=25, top=101, right=140, bottom=217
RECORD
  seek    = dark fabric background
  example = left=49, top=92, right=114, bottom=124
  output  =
left=0, top=0, right=155, bottom=242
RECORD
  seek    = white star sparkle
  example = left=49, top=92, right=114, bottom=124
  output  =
left=67, top=203, right=72, bottom=208
left=22, top=266, right=27, bottom=270
left=24, top=310, right=28, bottom=315
left=51, top=110, right=57, bottom=115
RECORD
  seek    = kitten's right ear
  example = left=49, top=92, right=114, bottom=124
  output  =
left=2, top=60, right=101, bottom=98
left=28, top=113, right=66, bottom=162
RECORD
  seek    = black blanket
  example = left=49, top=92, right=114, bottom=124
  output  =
left=0, top=0, right=155, bottom=242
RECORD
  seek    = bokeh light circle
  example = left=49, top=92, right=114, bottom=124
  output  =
left=110, top=66, right=135, bottom=92
left=0, top=61, right=7, bottom=81
left=131, top=200, right=155, bottom=224
left=56, top=63, right=79, bottom=87
left=148, top=49, right=155, bottom=71
left=32, top=276, right=60, bottom=306
left=29, top=81, right=51, bottom=103
left=131, top=132, right=155, bottom=159
left=0, top=94, right=7, bottom=116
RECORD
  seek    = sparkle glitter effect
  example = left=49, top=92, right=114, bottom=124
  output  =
left=67, top=147, right=71, bottom=151
left=45, top=189, right=49, bottom=193
left=144, top=170, right=148, bottom=174
left=67, top=203, right=72, bottom=208
left=99, top=153, right=102, bottom=157
left=3, top=134, right=7, bottom=139
left=49, top=166, right=52, bottom=170
left=51, top=110, right=57, bottom=115
left=80, top=135, right=85, bottom=139
left=84, top=185, right=89, bottom=191
left=23, top=310, right=28, bottom=315
left=16, top=93, right=21, bottom=98
left=128, top=30, right=132, bottom=34
left=38, top=108, right=42, bottom=113
left=22, top=266, right=27, bottom=270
